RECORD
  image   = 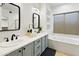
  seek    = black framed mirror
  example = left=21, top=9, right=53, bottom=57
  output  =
left=32, top=13, right=40, bottom=29
left=0, top=3, right=20, bottom=31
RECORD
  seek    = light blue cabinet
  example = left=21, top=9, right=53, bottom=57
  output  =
left=22, top=43, right=34, bottom=56
left=6, top=48, right=23, bottom=56
left=41, top=35, right=48, bottom=53
left=41, top=37, right=46, bottom=52
left=6, top=43, right=33, bottom=56
left=33, top=35, right=48, bottom=56
left=34, top=38, right=42, bottom=56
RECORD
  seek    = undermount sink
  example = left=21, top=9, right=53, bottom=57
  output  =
left=0, top=39, right=24, bottom=48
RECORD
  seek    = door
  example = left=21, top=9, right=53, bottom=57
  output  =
left=54, top=14, right=65, bottom=33
left=6, top=48, right=22, bottom=56
left=65, top=12, right=79, bottom=35
left=23, top=43, right=34, bottom=56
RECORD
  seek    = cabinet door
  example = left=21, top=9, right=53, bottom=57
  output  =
left=23, top=43, right=34, bottom=56
left=41, top=35, right=48, bottom=53
left=65, top=12, right=79, bottom=35
left=41, top=37, right=46, bottom=52
left=6, top=48, right=22, bottom=56
left=54, top=14, right=65, bottom=33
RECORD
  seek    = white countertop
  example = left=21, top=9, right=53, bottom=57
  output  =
left=0, top=32, right=48, bottom=56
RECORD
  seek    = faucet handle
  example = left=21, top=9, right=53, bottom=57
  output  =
left=16, top=35, right=19, bottom=39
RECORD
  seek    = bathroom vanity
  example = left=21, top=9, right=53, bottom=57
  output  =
left=0, top=32, right=48, bottom=56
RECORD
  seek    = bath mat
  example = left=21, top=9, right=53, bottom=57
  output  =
left=41, top=47, right=56, bottom=56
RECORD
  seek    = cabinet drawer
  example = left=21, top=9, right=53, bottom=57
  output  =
left=35, top=44, right=41, bottom=56
left=35, top=39, right=41, bottom=46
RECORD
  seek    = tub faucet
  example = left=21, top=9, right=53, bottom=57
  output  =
left=11, top=34, right=18, bottom=41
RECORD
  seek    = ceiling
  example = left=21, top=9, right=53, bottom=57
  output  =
left=47, top=3, right=66, bottom=10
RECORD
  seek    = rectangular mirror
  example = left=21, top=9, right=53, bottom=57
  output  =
left=0, top=3, right=20, bottom=31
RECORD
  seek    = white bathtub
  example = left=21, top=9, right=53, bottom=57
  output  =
left=48, top=34, right=79, bottom=56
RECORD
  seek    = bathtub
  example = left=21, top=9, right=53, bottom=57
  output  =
left=48, top=34, right=79, bottom=56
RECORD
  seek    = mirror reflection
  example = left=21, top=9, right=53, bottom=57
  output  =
left=0, top=3, right=20, bottom=31
left=33, top=13, right=40, bottom=29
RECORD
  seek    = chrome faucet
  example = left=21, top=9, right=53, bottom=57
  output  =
left=11, top=34, right=18, bottom=41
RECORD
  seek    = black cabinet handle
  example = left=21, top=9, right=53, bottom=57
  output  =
left=19, top=50, right=21, bottom=52
left=23, top=48, right=26, bottom=50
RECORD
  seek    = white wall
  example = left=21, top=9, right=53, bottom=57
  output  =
left=46, top=5, right=53, bottom=34
left=53, top=4, right=79, bottom=14
left=40, top=4, right=46, bottom=32
left=51, top=4, right=79, bottom=33
left=0, top=7, right=2, bottom=30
